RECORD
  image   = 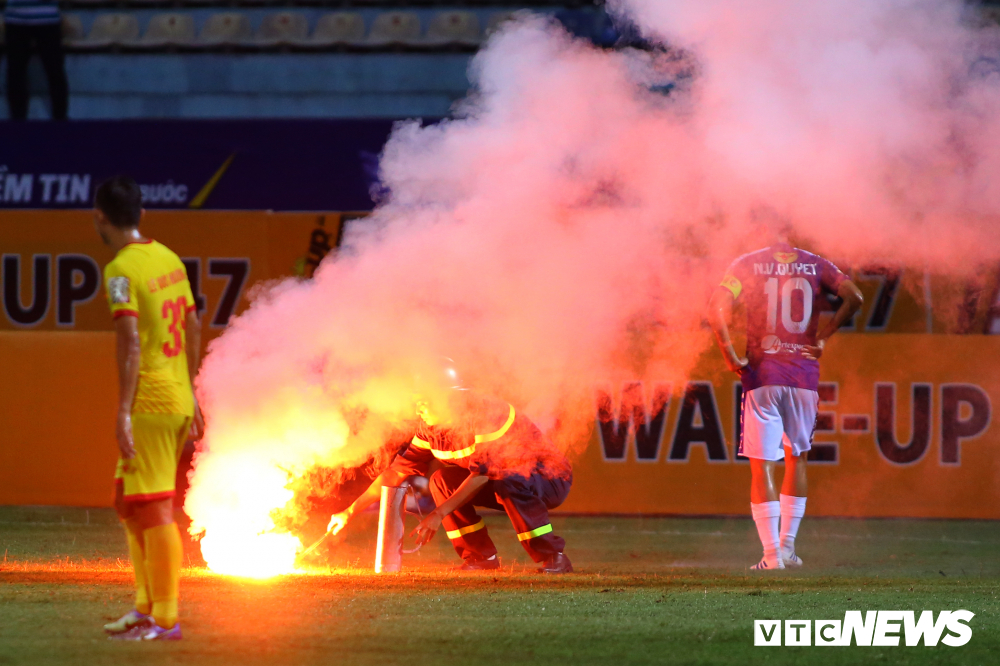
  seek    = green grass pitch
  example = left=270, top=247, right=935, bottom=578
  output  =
left=1, top=506, right=997, bottom=665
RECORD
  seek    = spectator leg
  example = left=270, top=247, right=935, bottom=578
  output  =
left=5, top=24, right=32, bottom=120
left=35, top=23, right=69, bottom=120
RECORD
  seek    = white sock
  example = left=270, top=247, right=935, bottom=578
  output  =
left=779, top=494, right=807, bottom=555
left=750, top=501, right=781, bottom=565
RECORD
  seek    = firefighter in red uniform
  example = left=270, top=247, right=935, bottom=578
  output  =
left=328, top=388, right=574, bottom=573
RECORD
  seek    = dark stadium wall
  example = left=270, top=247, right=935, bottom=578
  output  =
left=0, top=120, right=396, bottom=211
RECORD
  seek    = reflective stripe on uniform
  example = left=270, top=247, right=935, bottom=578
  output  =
left=432, top=445, right=476, bottom=460
left=475, top=404, right=516, bottom=444
left=411, top=403, right=514, bottom=460
left=517, top=524, right=553, bottom=541
left=412, top=435, right=475, bottom=459
left=445, top=519, right=487, bottom=540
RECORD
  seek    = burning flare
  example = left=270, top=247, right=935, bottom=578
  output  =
left=193, top=455, right=300, bottom=577
left=187, top=393, right=355, bottom=577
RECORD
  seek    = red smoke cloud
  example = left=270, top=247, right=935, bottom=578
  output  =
left=186, top=2, right=1000, bottom=573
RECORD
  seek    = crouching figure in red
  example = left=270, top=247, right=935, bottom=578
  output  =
left=328, top=390, right=574, bottom=573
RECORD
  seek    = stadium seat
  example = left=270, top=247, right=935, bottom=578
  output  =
left=256, top=12, right=309, bottom=48
left=424, top=11, right=480, bottom=48
left=366, top=11, right=421, bottom=47
left=140, top=13, right=196, bottom=49
left=61, top=14, right=85, bottom=45
left=485, top=11, right=518, bottom=38
left=76, top=13, right=140, bottom=50
left=308, top=12, right=366, bottom=49
left=198, top=12, right=253, bottom=48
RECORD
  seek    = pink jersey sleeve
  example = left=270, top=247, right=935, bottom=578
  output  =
left=818, top=256, right=848, bottom=294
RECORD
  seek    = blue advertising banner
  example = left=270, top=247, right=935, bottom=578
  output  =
left=0, top=119, right=397, bottom=211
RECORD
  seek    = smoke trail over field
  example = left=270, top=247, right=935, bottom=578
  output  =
left=612, top=0, right=1000, bottom=264
left=186, top=0, right=1000, bottom=573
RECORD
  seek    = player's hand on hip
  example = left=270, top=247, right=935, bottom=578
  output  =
left=327, top=510, right=351, bottom=536
left=411, top=510, right=443, bottom=546
left=727, top=356, right=749, bottom=375
left=116, top=412, right=136, bottom=460
left=801, top=339, right=825, bottom=361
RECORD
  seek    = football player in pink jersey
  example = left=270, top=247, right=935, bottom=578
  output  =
left=709, top=235, right=862, bottom=569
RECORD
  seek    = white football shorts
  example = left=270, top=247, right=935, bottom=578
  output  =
left=739, top=385, right=819, bottom=461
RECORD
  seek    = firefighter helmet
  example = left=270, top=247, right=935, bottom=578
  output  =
left=441, top=357, right=465, bottom=390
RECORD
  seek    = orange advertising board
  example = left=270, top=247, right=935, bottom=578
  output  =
left=0, top=210, right=366, bottom=343
left=0, top=331, right=119, bottom=506
left=0, top=210, right=362, bottom=506
left=0, top=212, right=997, bottom=516
left=559, top=334, right=1000, bottom=519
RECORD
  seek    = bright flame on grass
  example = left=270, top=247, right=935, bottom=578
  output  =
left=190, top=455, right=301, bottom=577
left=201, top=529, right=301, bottom=579
left=186, top=394, right=358, bottom=578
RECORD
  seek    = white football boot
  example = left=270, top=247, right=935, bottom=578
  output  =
left=104, top=609, right=151, bottom=634
left=750, top=556, right=785, bottom=571
left=781, top=548, right=803, bottom=568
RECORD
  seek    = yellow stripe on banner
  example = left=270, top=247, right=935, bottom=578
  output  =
left=432, top=444, right=476, bottom=460
left=517, top=524, right=553, bottom=541
left=411, top=436, right=431, bottom=449
left=446, top=519, right=486, bottom=540
left=189, top=153, right=236, bottom=209
left=475, top=404, right=516, bottom=444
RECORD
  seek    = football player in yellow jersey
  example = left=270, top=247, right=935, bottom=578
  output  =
left=93, top=176, right=203, bottom=641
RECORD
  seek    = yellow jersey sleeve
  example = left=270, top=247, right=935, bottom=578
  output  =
left=105, top=260, right=140, bottom=319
